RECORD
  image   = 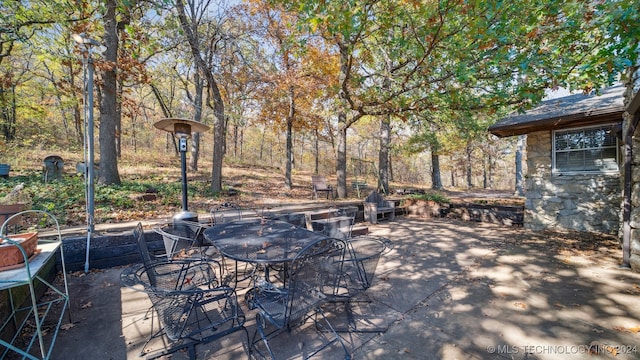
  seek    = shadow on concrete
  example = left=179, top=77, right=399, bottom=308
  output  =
left=41, top=217, right=640, bottom=360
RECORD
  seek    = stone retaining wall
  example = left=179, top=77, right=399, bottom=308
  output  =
left=525, top=131, right=621, bottom=235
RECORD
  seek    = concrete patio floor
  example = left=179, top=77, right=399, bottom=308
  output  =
left=45, top=217, right=640, bottom=360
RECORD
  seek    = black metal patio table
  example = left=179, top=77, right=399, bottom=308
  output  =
left=203, top=218, right=330, bottom=290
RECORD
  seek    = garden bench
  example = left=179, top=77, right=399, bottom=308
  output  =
left=351, top=180, right=369, bottom=197
left=363, top=190, right=396, bottom=224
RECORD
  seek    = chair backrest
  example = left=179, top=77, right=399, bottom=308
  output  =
left=133, top=222, right=157, bottom=286
left=210, top=202, right=243, bottom=225
left=285, top=238, right=346, bottom=325
left=334, top=208, right=356, bottom=239
left=337, top=235, right=388, bottom=297
left=138, top=260, right=228, bottom=341
left=153, top=223, right=203, bottom=260
left=364, top=190, right=385, bottom=206
left=312, top=175, right=330, bottom=190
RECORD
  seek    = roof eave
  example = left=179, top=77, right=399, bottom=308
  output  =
left=489, top=109, right=625, bottom=138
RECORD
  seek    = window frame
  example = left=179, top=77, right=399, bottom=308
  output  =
left=551, top=123, right=620, bottom=176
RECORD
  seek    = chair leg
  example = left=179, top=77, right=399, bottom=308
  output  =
left=250, top=313, right=276, bottom=359
left=313, top=307, right=351, bottom=359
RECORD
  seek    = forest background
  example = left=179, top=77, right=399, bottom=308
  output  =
left=0, top=0, right=638, bottom=226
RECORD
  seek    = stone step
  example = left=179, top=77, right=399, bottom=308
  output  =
left=352, top=225, right=369, bottom=236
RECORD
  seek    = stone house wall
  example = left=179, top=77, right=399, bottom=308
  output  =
left=524, top=130, right=621, bottom=234
left=630, top=124, right=640, bottom=270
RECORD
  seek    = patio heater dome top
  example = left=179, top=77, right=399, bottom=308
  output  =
left=153, top=118, right=210, bottom=137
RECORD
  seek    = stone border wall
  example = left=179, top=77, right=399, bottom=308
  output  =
left=525, top=131, right=621, bottom=234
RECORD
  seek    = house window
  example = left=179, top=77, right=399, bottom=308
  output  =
left=553, top=124, right=619, bottom=174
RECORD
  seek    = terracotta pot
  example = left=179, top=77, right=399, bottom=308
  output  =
left=0, top=232, right=38, bottom=268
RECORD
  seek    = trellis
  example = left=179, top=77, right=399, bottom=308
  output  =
left=350, top=158, right=381, bottom=197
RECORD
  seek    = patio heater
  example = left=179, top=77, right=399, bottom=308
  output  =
left=72, top=33, right=105, bottom=273
left=154, top=118, right=210, bottom=223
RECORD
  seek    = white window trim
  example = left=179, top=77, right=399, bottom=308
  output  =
left=551, top=123, right=620, bottom=176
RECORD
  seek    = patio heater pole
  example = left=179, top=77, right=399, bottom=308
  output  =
left=154, top=119, right=210, bottom=223
left=73, top=33, right=105, bottom=273
left=179, top=136, right=189, bottom=214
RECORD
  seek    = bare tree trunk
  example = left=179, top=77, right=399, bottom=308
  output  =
left=238, top=128, right=243, bottom=160
left=431, top=152, right=443, bottom=190
left=451, top=170, right=455, bottom=187
left=175, top=0, right=224, bottom=192
left=259, top=128, right=265, bottom=160
left=314, top=128, right=319, bottom=174
left=233, top=123, right=238, bottom=158
left=116, top=77, right=123, bottom=158
left=336, top=112, right=348, bottom=198
left=483, top=155, right=488, bottom=189
left=0, top=84, right=17, bottom=141
left=466, top=144, right=473, bottom=188
left=98, top=0, right=121, bottom=186
left=285, top=86, right=294, bottom=190
left=189, top=72, right=204, bottom=171
left=378, top=114, right=390, bottom=194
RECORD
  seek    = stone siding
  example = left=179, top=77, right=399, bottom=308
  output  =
left=524, top=131, right=621, bottom=234
left=629, top=136, right=640, bottom=271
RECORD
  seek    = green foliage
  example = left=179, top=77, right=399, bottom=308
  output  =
left=405, top=193, right=450, bottom=204
left=0, top=173, right=218, bottom=225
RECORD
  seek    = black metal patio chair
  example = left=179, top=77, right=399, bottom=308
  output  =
left=153, top=220, right=212, bottom=260
left=249, top=237, right=351, bottom=359
left=210, top=202, right=264, bottom=287
left=210, top=202, right=243, bottom=225
left=330, top=235, right=391, bottom=333
left=122, top=223, right=247, bottom=359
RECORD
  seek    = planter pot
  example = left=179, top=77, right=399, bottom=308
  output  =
left=0, top=164, right=9, bottom=178
left=0, top=203, right=28, bottom=227
left=0, top=232, right=39, bottom=269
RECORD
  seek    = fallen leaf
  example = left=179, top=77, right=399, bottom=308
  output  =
left=514, top=302, right=527, bottom=309
left=61, top=323, right=75, bottom=330
left=613, top=326, right=640, bottom=333
left=81, top=301, right=92, bottom=309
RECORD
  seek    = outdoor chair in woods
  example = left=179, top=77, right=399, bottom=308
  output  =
left=249, top=238, right=351, bottom=359
left=122, top=223, right=247, bottom=359
left=312, top=175, right=333, bottom=200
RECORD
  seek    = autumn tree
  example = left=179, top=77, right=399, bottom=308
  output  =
left=243, top=1, right=337, bottom=189
left=0, top=0, right=81, bottom=142
left=274, top=0, right=640, bottom=197
left=173, top=0, right=244, bottom=192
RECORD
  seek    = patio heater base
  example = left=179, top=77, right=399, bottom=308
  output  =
left=173, top=210, right=198, bottom=223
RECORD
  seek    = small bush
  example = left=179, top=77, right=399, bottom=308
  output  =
left=405, top=193, right=450, bottom=204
